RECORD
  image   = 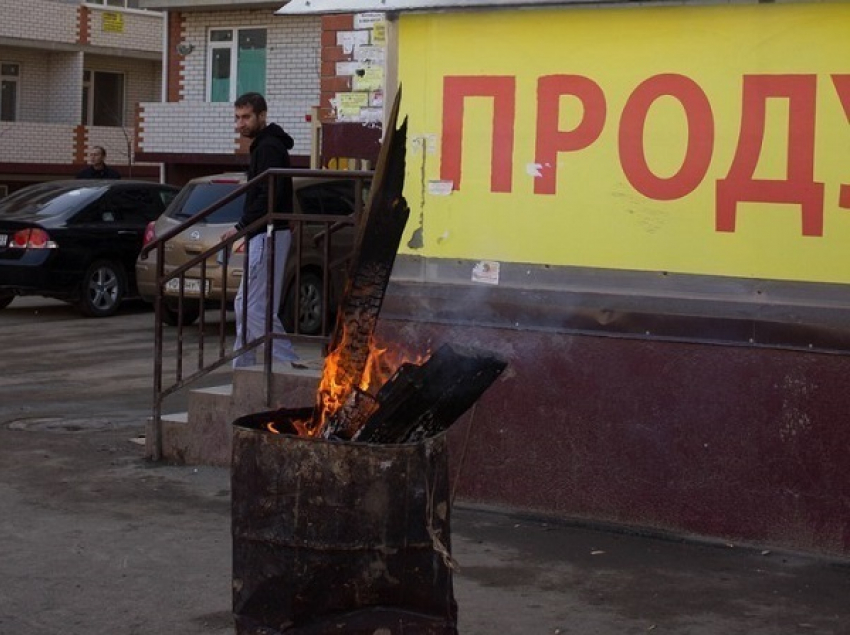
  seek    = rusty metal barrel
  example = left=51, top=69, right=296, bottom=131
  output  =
left=231, top=408, right=458, bottom=635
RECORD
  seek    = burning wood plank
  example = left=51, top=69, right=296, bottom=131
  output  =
left=298, top=88, right=508, bottom=444
left=352, top=344, right=507, bottom=444
left=314, top=89, right=411, bottom=437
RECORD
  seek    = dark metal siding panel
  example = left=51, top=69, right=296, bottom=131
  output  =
left=387, top=257, right=850, bottom=354
left=376, top=286, right=850, bottom=557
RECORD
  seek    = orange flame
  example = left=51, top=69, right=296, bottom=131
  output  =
left=266, top=416, right=316, bottom=437
left=265, top=330, right=429, bottom=438
left=317, top=331, right=427, bottom=428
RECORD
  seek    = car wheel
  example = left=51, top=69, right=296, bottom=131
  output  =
left=161, top=303, right=200, bottom=327
left=0, top=294, right=13, bottom=310
left=282, top=271, right=325, bottom=336
left=77, top=260, right=126, bottom=318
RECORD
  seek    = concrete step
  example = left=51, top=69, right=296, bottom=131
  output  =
left=148, top=408, right=233, bottom=467
left=146, top=412, right=197, bottom=465
left=150, top=363, right=324, bottom=467
left=188, top=384, right=232, bottom=424
left=231, top=363, right=321, bottom=412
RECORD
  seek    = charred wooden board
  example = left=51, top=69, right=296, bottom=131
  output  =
left=323, top=388, right=379, bottom=440
left=352, top=344, right=507, bottom=444
left=315, top=89, right=410, bottom=435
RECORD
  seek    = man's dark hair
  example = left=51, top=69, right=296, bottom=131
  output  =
left=234, top=92, right=267, bottom=115
left=93, top=145, right=106, bottom=158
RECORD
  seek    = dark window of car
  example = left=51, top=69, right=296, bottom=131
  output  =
left=158, top=187, right=177, bottom=210
left=166, top=183, right=245, bottom=224
left=104, top=188, right=165, bottom=226
left=71, top=188, right=157, bottom=226
left=296, top=181, right=356, bottom=216
left=0, top=183, right=104, bottom=218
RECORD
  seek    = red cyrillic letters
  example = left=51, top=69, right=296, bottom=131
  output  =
left=716, top=75, right=825, bottom=236
left=534, top=75, right=606, bottom=195
left=619, top=74, right=714, bottom=200
left=832, top=74, right=850, bottom=210
left=441, top=76, right=516, bottom=192
left=440, top=73, right=840, bottom=237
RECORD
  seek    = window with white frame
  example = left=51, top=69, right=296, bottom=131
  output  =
left=1, top=63, right=20, bottom=122
left=82, top=69, right=125, bottom=127
left=85, top=0, right=144, bottom=9
left=208, top=28, right=267, bottom=103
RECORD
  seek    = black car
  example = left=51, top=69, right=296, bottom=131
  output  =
left=0, top=180, right=179, bottom=317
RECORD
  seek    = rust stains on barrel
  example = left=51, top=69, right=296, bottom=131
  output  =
left=231, top=409, right=457, bottom=634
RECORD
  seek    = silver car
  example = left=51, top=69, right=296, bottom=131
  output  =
left=136, top=173, right=365, bottom=333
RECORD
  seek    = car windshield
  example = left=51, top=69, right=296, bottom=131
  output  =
left=167, top=183, right=245, bottom=224
left=0, top=183, right=104, bottom=218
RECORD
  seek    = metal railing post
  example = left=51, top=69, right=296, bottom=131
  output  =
left=151, top=240, right=165, bottom=462
left=264, top=172, right=276, bottom=407
left=145, top=168, right=373, bottom=461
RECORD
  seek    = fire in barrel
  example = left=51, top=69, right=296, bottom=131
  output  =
left=231, top=90, right=507, bottom=635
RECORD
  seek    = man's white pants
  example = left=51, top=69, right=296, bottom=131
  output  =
left=233, top=231, right=299, bottom=367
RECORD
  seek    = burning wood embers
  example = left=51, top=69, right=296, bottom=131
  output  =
left=231, top=90, right=506, bottom=635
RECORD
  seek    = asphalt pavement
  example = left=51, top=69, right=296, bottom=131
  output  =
left=1, top=298, right=849, bottom=635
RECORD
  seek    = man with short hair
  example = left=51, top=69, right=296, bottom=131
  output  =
left=76, top=146, right=121, bottom=179
left=221, top=92, right=299, bottom=368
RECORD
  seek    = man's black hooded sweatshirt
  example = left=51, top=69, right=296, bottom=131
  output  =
left=236, top=122, right=295, bottom=238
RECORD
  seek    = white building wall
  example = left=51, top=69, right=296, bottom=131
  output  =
left=0, top=47, right=57, bottom=124
left=0, top=1, right=164, bottom=176
left=166, top=10, right=320, bottom=156
left=87, top=6, right=163, bottom=53
left=0, top=0, right=77, bottom=44
left=87, top=125, right=139, bottom=169
left=138, top=101, right=238, bottom=154
left=48, top=53, right=84, bottom=125
left=267, top=15, right=321, bottom=156
left=0, top=123, right=76, bottom=164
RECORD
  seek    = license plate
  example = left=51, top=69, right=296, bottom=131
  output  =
left=165, top=278, right=209, bottom=296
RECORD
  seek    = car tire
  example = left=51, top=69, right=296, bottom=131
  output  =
left=0, top=294, right=14, bottom=310
left=161, top=303, right=200, bottom=327
left=282, top=271, right=325, bottom=336
left=77, top=260, right=126, bottom=318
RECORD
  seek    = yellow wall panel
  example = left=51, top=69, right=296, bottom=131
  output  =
left=397, top=2, right=850, bottom=284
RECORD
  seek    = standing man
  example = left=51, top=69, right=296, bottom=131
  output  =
left=222, top=92, right=299, bottom=368
left=76, top=146, right=121, bottom=179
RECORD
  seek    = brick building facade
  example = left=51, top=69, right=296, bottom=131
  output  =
left=135, top=0, right=386, bottom=184
left=0, top=0, right=163, bottom=194
left=135, top=1, right=322, bottom=185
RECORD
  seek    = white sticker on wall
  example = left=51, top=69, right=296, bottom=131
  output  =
left=337, top=31, right=370, bottom=54
left=427, top=180, right=454, bottom=196
left=354, top=12, right=385, bottom=29
left=336, top=61, right=363, bottom=76
left=472, top=261, right=501, bottom=285
left=526, top=163, right=544, bottom=177
left=411, top=133, right=437, bottom=155
left=361, top=107, right=383, bottom=123
left=354, top=45, right=385, bottom=63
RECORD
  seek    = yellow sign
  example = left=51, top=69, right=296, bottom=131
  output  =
left=353, top=66, right=384, bottom=92
left=398, top=3, right=850, bottom=285
left=102, top=12, right=124, bottom=33
left=336, top=91, right=369, bottom=119
left=372, top=22, right=387, bottom=45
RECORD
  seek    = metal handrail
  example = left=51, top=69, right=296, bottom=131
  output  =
left=147, top=168, right=374, bottom=461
